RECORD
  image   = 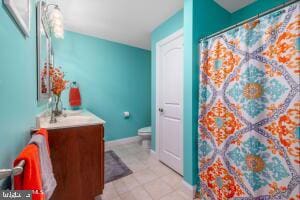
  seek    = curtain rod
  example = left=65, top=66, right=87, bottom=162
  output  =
left=199, top=0, right=299, bottom=42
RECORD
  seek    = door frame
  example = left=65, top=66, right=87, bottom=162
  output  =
left=155, top=28, right=184, bottom=172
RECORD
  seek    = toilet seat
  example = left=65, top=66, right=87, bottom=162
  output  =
left=138, top=132, right=151, bottom=136
left=138, top=127, right=151, bottom=136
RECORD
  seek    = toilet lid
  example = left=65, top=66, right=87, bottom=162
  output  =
left=138, top=127, right=151, bottom=133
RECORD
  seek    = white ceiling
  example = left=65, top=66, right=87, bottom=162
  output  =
left=58, top=0, right=256, bottom=50
left=214, top=0, right=256, bottom=13
left=59, top=0, right=183, bottom=50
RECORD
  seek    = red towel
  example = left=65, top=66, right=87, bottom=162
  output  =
left=69, top=87, right=81, bottom=107
left=14, top=144, right=44, bottom=200
left=34, top=128, right=50, bottom=155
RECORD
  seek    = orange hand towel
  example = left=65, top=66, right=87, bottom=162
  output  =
left=34, top=128, right=50, bottom=154
left=69, top=87, right=81, bottom=107
left=14, top=144, right=45, bottom=200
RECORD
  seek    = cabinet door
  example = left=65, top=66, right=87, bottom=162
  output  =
left=77, top=125, right=103, bottom=199
left=48, top=125, right=104, bottom=200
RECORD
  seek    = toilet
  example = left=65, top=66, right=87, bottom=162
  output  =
left=138, top=126, right=151, bottom=149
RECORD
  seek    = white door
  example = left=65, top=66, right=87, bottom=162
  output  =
left=157, top=30, right=183, bottom=175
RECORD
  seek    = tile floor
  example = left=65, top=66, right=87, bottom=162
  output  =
left=101, top=142, right=193, bottom=200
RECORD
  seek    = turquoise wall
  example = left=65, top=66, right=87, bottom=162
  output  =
left=183, top=0, right=231, bottom=185
left=150, top=10, right=183, bottom=150
left=53, top=31, right=151, bottom=141
left=0, top=0, right=45, bottom=188
left=230, top=0, right=288, bottom=25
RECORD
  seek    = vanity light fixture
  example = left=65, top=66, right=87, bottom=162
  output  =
left=46, top=4, right=64, bottom=39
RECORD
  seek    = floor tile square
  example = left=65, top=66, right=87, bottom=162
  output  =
left=143, top=179, right=173, bottom=200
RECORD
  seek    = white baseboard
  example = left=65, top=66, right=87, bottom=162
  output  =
left=105, top=136, right=140, bottom=148
left=182, top=180, right=196, bottom=199
left=150, top=149, right=158, bottom=159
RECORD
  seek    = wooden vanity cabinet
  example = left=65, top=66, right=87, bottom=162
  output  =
left=48, top=124, right=104, bottom=200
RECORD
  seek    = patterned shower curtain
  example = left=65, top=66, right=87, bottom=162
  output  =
left=198, top=2, right=299, bottom=200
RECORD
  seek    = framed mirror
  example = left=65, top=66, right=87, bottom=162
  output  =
left=37, top=1, right=52, bottom=102
left=4, top=0, right=31, bottom=37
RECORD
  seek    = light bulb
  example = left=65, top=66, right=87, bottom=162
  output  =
left=47, top=5, right=64, bottom=39
left=48, top=8, right=63, bottom=21
left=50, top=19, right=63, bottom=28
left=54, top=31, right=64, bottom=39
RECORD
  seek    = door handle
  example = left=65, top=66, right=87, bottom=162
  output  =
left=158, top=108, right=164, bottom=113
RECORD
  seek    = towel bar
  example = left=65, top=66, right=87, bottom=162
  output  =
left=0, top=160, right=25, bottom=180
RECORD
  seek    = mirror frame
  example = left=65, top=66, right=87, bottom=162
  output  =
left=37, top=1, right=52, bottom=102
left=4, top=0, right=31, bottom=37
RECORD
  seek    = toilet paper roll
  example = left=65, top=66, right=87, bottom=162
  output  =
left=124, top=112, right=130, bottom=118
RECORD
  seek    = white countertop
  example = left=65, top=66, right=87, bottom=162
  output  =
left=36, top=109, right=105, bottom=130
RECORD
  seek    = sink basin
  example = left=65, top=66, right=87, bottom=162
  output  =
left=61, top=115, right=95, bottom=123
left=64, top=110, right=84, bottom=116
left=36, top=109, right=105, bottom=129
